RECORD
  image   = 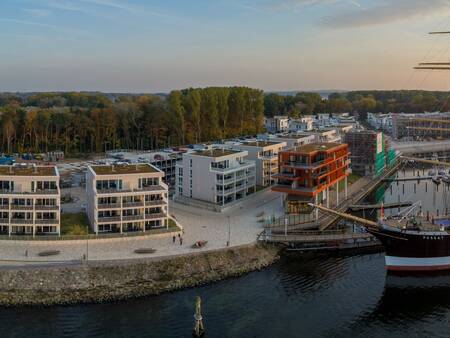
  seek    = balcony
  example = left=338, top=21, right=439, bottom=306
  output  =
left=0, top=205, right=9, bottom=210
left=35, top=219, right=59, bottom=225
left=98, top=216, right=121, bottom=223
left=122, top=201, right=144, bottom=208
left=10, top=219, right=34, bottom=224
left=10, top=205, right=33, bottom=211
left=122, top=214, right=144, bottom=221
left=145, top=212, right=165, bottom=220
left=35, top=205, right=59, bottom=210
left=97, top=203, right=121, bottom=209
left=260, top=154, right=277, bottom=161
left=210, top=160, right=254, bottom=173
left=145, top=200, right=165, bottom=206
left=139, top=185, right=166, bottom=192
left=0, top=218, right=9, bottom=224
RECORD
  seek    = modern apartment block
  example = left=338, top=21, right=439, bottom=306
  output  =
left=265, top=116, right=289, bottom=133
left=0, top=164, right=60, bottom=236
left=86, top=164, right=169, bottom=234
left=235, top=141, right=286, bottom=187
left=392, top=112, right=450, bottom=140
left=272, top=134, right=315, bottom=149
left=175, top=148, right=256, bottom=207
left=289, top=116, right=314, bottom=132
left=272, top=143, right=350, bottom=215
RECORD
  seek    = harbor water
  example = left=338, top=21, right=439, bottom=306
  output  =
left=1, top=167, right=450, bottom=337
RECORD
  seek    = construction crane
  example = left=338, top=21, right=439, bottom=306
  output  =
left=415, top=31, right=450, bottom=70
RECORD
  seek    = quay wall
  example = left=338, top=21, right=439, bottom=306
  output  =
left=0, top=244, right=279, bottom=306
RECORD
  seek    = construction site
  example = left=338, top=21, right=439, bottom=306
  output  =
left=344, top=130, right=396, bottom=177
left=392, top=112, right=450, bottom=141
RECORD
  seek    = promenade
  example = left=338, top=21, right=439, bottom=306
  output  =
left=0, top=189, right=284, bottom=266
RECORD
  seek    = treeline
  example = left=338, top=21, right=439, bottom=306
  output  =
left=264, top=90, right=450, bottom=120
left=0, top=87, right=264, bottom=155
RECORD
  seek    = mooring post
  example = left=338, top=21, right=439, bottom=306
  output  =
left=193, top=296, right=205, bottom=337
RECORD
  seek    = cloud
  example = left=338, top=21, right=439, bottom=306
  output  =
left=320, top=0, right=450, bottom=29
left=22, top=8, right=51, bottom=17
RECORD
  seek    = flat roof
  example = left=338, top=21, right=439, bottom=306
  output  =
left=91, top=163, right=159, bottom=175
left=288, top=142, right=344, bottom=154
left=0, top=165, right=57, bottom=176
left=192, top=149, right=242, bottom=157
left=241, top=141, right=283, bottom=147
left=275, top=134, right=314, bottom=140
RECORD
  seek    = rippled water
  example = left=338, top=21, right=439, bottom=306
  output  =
left=1, top=253, right=449, bottom=337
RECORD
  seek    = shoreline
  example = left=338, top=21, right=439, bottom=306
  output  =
left=0, top=243, right=280, bottom=307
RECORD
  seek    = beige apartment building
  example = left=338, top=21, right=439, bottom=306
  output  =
left=86, top=164, right=169, bottom=234
left=0, top=164, right=60, bottom=236
left=235, top=141, right=286, bottom=187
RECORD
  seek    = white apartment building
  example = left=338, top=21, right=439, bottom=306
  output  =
left=175, top=149, right=256, bottom=207
left=234, top=141, right=287, bottom=187
left=289, top=116, right=314, bottom=132
left=86, top=163, right=169, bottom=234
left=272, top=134, right=315, bottom=149
left=0, top=164, right=60, bottom=236
left=265, top=116, right=289, bottom=133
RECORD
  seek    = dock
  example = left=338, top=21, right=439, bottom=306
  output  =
left=349, top=201, right=412, bottom=211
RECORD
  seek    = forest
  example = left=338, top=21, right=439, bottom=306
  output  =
left=0, top=88, right=449, bottom=155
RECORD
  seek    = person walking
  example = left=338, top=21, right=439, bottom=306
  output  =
left=179, top=236, right=183, bottom=246
left=172, top=235, right=176, bottom=244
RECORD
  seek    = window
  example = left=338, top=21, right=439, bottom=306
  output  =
left=36, top=181, right=57, bottom=191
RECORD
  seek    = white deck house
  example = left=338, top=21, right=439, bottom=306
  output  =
left=234, top=141, right=286, bottom=187
left=0, top=164, right=60, bottom=236
left=175, top=148, right=256, bottom=207
left=86, top=164, right=169, bottom=234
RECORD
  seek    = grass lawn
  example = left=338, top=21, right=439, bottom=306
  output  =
left=61, top=212, right=91, bottom=235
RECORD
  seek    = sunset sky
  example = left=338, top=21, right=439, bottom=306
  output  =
left=1, top=0, right=450, bottom=92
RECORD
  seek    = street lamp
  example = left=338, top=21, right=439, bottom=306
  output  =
left=227, top=216, right=231, bottom=247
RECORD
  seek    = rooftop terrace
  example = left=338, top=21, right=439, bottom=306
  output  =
left=287, top=143, right=344, bottom=154
left=0, top=165, right=57, bottom=176
left=193, top=149, right=242, bottom=158
left=92, top=163, right=159, bottom=175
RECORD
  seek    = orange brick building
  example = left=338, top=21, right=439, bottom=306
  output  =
left=272, top=143, right=350, bottom=215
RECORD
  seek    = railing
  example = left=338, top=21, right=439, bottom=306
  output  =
left=145, top=213, right=165, bottom=220
left=0, top=205, right=9, bottom=210
left=122, top=201, right=144, bottom=208
left=145, top=200, right=165, bottom=206
left=9, top=205, right=33, bottom=210
left=122, top=214, right=144, bottom=221
left=0, top=218, right=9, bottom=224
left=35, top=219, right=59, bottom=224
left=97, top=203, right=121, bottom=209
left=10, top=219, right=34, bottom=224
left=97, top=216, right=121, bottom=223
left=35, top=205, right=59, bottom=210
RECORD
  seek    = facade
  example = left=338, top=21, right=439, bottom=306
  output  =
left=344, top=131, right=386, bottom=177
left=175, top=149, right=256, bottom=207
left=265, top=116, right=289, bottom=133
left=0, top=164, right=60, bottom=236
left=86, top=164, right=169, bottom=234
left=308, top=128, right=341, bottom=143
left=272, top=143, right=350, bottom=215
left=289, top=116, right=314, bottom=132
left=234, top=141, right=287, bottom=187
left=392, top=112, right=450, bottom=140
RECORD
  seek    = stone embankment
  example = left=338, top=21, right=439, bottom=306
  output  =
left=0, top=244, right=279, bottom=306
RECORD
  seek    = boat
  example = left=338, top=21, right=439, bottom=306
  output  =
left=311, top=202, right=450, bottom=272
left=432, top=176, right=441, bottom=185
left=428, top=170, right=436, bottom=176
left=192, top=240, right=208, bottom=249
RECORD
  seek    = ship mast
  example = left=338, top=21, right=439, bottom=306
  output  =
left=414, top=31, right=450, bottom=70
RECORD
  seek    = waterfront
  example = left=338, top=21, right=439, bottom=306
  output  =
left=1, top=253, right=449, bottom=337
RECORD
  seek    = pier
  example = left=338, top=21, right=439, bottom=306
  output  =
left=349, top=201, right=412, bottom=211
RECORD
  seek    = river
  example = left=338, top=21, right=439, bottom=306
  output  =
left=1, top=167, right=450, bottom=337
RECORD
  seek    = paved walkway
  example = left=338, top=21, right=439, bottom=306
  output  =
left=0, top=189, right=284, bottom=266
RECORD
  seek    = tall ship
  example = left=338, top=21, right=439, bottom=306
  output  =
left=313, top=201, right=450, bottom=272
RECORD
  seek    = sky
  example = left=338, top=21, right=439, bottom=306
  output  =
left=1, top=0, right=450, bottom=92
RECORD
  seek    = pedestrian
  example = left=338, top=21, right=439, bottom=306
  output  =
left=25, top=249, right=28, bottom=257
left=172, top=235, right=176, bottom=244
left=179, top=236, right=183, bottom=246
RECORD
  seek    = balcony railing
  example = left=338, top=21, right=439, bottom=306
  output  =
left=122, top=201, right=144, bottom=208
left=122, top=214, right=144, bottom=221
left=145, top=213, right=165, bottom=220
left=210, top=160, right=254, bottom=173
left=10, top=219, right=34, bottom=224
left=35, top=205, right=59, bottom=211
left=0, top=205, right=9, bottom=210
left=98, top=216, right=121, bottom=223
left=145, top=200, right=165, bottom=206
left=97, top=203, right=121, bottom=209
left=35, top=219, right=59, bottom=224
left=0, top=218, right=9, bottom=224
left=10, top=205, right=33, bottom=210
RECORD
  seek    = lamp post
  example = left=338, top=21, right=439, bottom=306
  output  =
left=86, top=224, right=89, bottom=262
left=227, top=216, right=231, bottom=247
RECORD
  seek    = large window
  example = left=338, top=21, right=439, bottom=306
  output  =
left=96, top=180, right=121, bottom=190
left=139, top=177, right=158, bottom=188
left=0, top=181, right=13, bottom=191
left=36, top=181, right=57, bottom=191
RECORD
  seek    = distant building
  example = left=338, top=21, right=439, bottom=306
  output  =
left=234, top=141, right=286, bottom=187
left=265, top=116, right=289, bottom=133
left=289, top=116, right=314, bottom=132
left=272, top=134, right=315, bottom=149
left=0, top=164, right=60, bottom=236
left=392, top=112, right=450, bottom=140
left=86, top=164, right=169, bottom=234
left=175, top=148, right=256, bottom=208
left=272, top=143, right=350, bottom=215
left=367, top=113, right=393, bottom=132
